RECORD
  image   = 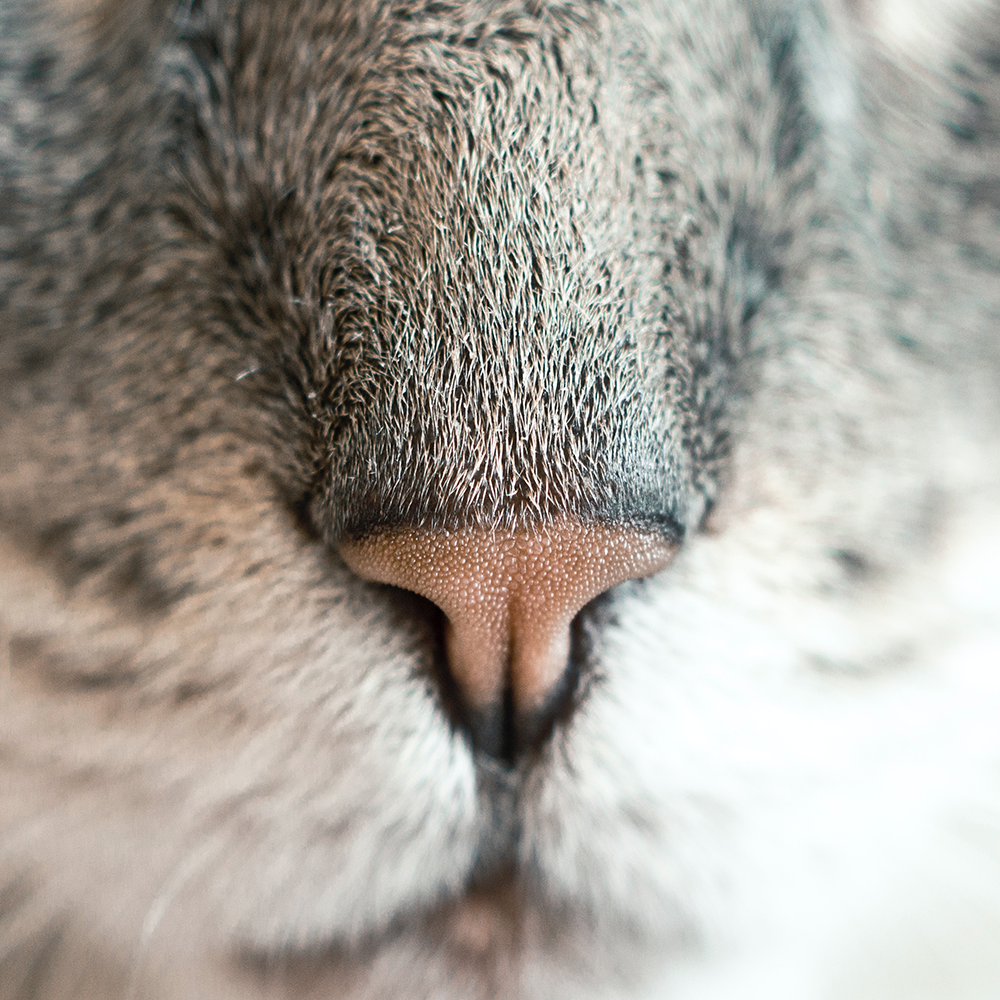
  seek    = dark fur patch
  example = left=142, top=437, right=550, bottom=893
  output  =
left=27, top=517, right=192, bottom=615
left=9, top=635, right=142, bottom=692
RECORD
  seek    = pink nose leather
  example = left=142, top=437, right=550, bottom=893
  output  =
left=339, top=516, right=675, bottom=712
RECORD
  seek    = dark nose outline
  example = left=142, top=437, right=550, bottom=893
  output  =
left=339, top=516, right=676, bottom=733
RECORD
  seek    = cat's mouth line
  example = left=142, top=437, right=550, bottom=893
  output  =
left=231, top=758, right=536, bottom=974
left=233, top=867, right=538, bottom=985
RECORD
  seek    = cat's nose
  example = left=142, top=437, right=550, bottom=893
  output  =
left=339, top=516, right=675, bottom=757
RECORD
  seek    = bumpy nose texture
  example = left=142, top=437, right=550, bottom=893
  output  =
left=339, top=516, right=675, bottom=724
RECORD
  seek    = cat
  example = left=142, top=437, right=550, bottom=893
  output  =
left=2, top=0, right=1000, bottom=997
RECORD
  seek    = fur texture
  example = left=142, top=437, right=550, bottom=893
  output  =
left=1, top=0, right=1000, bottom=997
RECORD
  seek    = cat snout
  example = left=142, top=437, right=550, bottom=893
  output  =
left=339, top=516, right=675, bottom=759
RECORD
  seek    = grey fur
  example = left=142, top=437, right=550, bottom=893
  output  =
left=2, top=0, right=1000, bottom=997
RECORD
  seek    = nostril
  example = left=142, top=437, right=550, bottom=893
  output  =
left=346, top=586, right=618, bottom=763
left=338, top=516, right=676, bottom=759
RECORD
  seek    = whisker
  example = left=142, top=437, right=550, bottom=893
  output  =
left=126, top=835, right=226, bottom=1000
